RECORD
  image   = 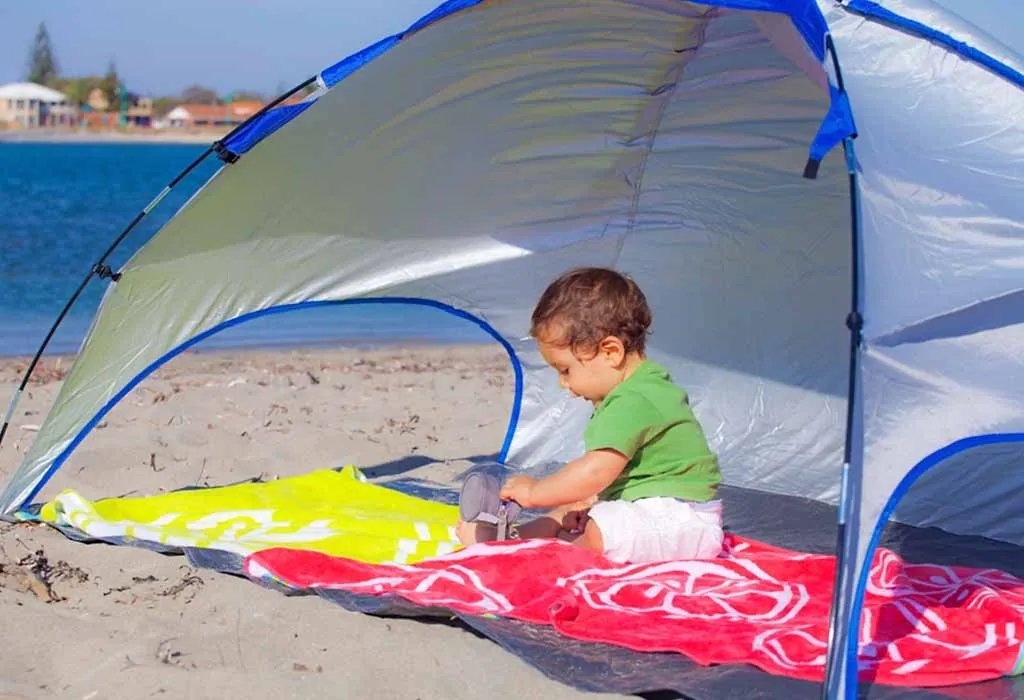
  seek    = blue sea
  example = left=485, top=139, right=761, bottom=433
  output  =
left=0, top=142, right=492, bottom=357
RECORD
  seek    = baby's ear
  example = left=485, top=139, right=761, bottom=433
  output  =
left=598, top=335, right=626, bottom=364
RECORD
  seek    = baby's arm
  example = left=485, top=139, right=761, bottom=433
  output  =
left=500, top=449, right=627, bottom=509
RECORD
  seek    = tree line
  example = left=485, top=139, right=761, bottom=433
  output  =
left=24, top=22, right=268, bottom=117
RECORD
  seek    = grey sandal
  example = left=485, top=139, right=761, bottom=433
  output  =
left=459, top=471, right=522, bottom=541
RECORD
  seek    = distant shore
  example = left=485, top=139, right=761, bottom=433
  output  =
left=0, top=128, right=228, bottom=144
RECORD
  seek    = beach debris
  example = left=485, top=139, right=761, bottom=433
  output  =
left=120, top=654, right=142, bottom=671
left=149, top=453, right=165, bottom=472
left=9, top=359, right=67, bottom=385
left=384, top=414, right=420, bottom=435
left=158, top=567, right=204, bottom=602
left=19, top=424, right=40, bottom=432
left=306, top=370, right=321, bottom=385
left=103, top=574, right=158, bottom=597
left=10, top=548, right=89, bottom=603
left=156, top=638, right=195, bottom=669
left=194, top=457, right=208, bottom=486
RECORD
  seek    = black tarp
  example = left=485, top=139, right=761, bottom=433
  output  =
left=34, top=477, right=1024, bottom=700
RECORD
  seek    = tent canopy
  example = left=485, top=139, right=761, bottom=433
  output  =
left=2, top=1, right=1022, bottom=697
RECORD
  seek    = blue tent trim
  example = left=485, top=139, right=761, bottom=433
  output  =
left=842, top=432, right=1024, bottom=698
left=223, top=102, right=315, bottom=156
left=221, top=0, right=848, bottom=165
left=17, top=298, right=525, bottom=509
left=844, top=0, right=1024, bottom=90
left=320, top=35, right=403, bottom=88
left=804, top=84, right=857, bottom=178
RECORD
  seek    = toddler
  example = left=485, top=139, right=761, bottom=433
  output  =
left=456, top=267, right=724, bottom=563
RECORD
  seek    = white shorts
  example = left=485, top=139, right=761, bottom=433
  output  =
left=587, top=497, right=724, bottom=564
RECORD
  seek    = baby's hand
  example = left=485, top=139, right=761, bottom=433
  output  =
left=561, top=508, right=590, bottom=535
left=500, top=475, right=537, bottom=507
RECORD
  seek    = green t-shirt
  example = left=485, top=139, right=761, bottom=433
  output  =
left=584, top=359, right=721, bottom=502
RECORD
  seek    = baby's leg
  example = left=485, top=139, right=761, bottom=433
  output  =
left=455, top=502, right=584, bottom=546
left=557, top=515, right=605, bottom=554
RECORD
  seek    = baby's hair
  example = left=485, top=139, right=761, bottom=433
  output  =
left=531, top=267, right=652, bottom=355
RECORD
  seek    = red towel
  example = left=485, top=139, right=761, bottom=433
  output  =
left=245, top=535, right=1024, bottom=687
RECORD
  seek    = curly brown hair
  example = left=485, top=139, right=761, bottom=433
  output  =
left=530, top=267, right=652, bottom=356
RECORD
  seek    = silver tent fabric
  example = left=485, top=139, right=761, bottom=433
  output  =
left=0, top=1, right=852, bottom=515
left=820, top=0, right=1024, bottom=693
left=2, top=1, right=1023, bottom=697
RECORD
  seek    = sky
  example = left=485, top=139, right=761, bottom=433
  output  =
left=0, top=0, right=441, bottom=96
left=0, top=0, right=1020, bottom=98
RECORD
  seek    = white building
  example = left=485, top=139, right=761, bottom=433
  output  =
left=0, top=82, right=77, bottom=128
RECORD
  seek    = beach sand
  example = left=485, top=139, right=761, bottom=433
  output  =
left=0, top=345, right=629, bottom=700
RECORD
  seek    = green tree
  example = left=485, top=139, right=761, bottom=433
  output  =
left=102, top=60, right=120, bottom=107
left=152, top=96, right=177, bottom=118
left=230, top=90, right=265, bottom=102
left=26, top=22, right=59, bottom=85
left=180, top=85, right=220, bottom=104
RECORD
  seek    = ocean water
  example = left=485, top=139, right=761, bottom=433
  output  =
left=0, top=142, right=493, bottom=358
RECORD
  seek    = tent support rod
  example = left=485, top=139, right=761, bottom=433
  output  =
left=820, top=34, right=863, bottom=700
left=0, top=75, right=318, bottom=453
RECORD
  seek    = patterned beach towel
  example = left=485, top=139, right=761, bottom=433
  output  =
left=37, top=468, right=1024, bottom=687
left=246, top=534, right=1024, bottom=688
left=39, top=466, right=460, bottom=564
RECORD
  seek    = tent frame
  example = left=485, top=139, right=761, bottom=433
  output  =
left=819, top=29, right=863, bottom=698
left=3, top=2, right=1023, bottom=698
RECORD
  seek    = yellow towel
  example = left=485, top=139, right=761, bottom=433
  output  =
left=40, top=466, right=461, bottom=564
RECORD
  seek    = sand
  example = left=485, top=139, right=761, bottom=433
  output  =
left=0, top=345, right=630, bottom=700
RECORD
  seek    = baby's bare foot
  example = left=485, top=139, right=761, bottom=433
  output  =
left=455, top=519, right=498, bottom=546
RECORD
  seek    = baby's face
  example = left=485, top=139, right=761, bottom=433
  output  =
left=536, top=336, right=622, bottom=406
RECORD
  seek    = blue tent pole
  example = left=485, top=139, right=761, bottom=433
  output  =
left=819, top=33, right=866, bottom=700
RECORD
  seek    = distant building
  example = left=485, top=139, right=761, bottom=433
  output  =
left=126, top=95, right=153, bottom=127
left=86, top=87, right=110, bottom=111
left=162, top=101, right=263, bottom=128
left=81, top=88, right=153, bottom=128
left=0, top=82, right=77, bottom=128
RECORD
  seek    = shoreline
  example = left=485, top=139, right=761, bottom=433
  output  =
left=0, top=128, right=226, bottom=144
left=0, top=335, right=498, bottom=363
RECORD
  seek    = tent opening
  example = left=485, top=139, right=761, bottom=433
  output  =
left=18, top=300, right=522, bottom=508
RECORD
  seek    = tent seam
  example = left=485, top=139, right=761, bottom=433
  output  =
left=614, top=10, right=715, bottom=267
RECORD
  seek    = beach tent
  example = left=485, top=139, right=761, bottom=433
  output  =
left=1, top=0, right=1022, bottom=697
